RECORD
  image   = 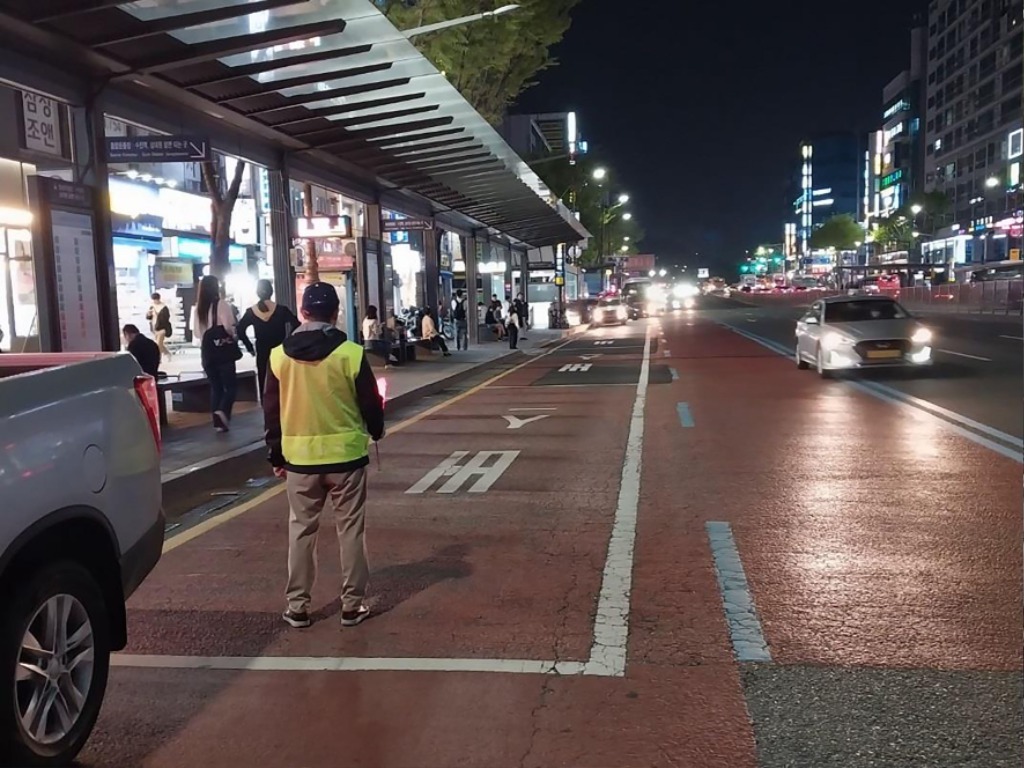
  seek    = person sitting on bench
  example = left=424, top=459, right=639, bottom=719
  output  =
left=420, top=308, right=451, bottom=356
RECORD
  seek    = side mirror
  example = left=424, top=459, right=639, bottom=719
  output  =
left=804, top=316, right=819, bottom=325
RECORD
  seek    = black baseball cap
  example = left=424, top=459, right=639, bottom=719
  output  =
left=301, top=281, right=340, bottom=315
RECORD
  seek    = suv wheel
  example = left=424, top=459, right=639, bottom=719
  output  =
left=0, top=561, right=111, bottom=767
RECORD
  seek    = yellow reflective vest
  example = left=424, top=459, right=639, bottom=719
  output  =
left=269, top=339, right=370, bottom=468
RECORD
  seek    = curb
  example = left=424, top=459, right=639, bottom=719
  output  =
left=160, top=349, right=519, bottom=494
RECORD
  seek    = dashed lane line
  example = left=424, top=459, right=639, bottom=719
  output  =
left=936, top=348, right=992, bottom=362
left=676, top=402, right=695, bottom=428
left=706, top=522, right=771, bottom=663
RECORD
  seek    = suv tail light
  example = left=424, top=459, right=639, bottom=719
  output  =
left=134, top=375, right=162, bottom=453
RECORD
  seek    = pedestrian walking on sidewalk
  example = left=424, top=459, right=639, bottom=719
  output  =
left=452, top=289, right=469, bottom=350
left=264, top=282, right=385, bottom=630
left=192, top=275, right=241, bottom=433
left=146, top=292, right=173, bottom=361
left=237, top=279, right=300, bottom=402
left=506, top=299, right=520, bottom=349
left=513, top=292, right=529, bottom=340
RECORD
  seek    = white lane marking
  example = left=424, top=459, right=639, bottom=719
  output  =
left=508, top=407, right=557, bottom=412
left=706, top=522, right=771, bottom=663
left=559, top=363, right=592, bottom=372
left=584, top=330, right=651, bottom=678
left=999, top=335, right=1023, bottom=341
left=669, top=367, right=679, bottom=381
left=594, top=340, right=614, bottom=346
left=502, top=414, right=550, bottom=430
left=580, top=354, right=602, bottom=360
left=112, top=655, right=590, bottom=676
left=936, top=348, right=992, bottom=362
left=720, top=322, right=1024, bottom=462
left=405, top=451, right=520, bottom=494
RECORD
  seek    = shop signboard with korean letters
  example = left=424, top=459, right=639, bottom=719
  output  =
left=19, top=91, right=63, bottom=158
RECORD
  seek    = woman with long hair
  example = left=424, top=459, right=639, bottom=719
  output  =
left=236, top=279, right=299, bottom=401
left=191, top=274, right=239, bottom=432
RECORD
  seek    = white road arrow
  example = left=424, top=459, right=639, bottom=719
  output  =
left=502, top=414, right=551, bottom=430
left=580, top=354, right=601, bottom=360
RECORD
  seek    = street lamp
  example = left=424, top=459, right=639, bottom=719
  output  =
left=658, top=268, right=667, bottom=277
left=986, top=176, right=1000, bottom=188
left=403, top=4, right=520, bottom=38
left=622, top=212, right=633, bottom=221
left=592, top=167, right=607, bottom=182
left=617, top=193, right=630, bottom=205
left=911, top=204, right=923, bottom=214
left=620, top=245, right=629, bottom=253
left=623, top=236, right=630, bottom=242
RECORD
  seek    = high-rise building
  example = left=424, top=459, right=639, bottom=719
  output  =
left=866, top=27, right=929, bottom=223
left=792, top=133, right=864, bottom=257
left=922, top=0, right=1023, bottom=268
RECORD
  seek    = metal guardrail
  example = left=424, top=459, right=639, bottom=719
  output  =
left=736, top=280, right=1023, bottom=316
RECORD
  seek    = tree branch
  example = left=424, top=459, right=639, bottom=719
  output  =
left=200, top=159, right=224, bottom=206
left=225, top=159, right=246, bottom=208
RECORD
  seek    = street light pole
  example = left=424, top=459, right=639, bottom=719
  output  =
left=402, top=4, right=520, bottom=38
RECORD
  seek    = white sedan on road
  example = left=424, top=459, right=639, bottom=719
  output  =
left=795, top=295, right=933, bottom=377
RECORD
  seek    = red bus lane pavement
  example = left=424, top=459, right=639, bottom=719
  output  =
left=80, top=322, right=760, bottom=768
left=653, top=313, right=1022, bottom=767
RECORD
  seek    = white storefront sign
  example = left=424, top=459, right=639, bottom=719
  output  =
left=21, top=91, right=62, bottom=157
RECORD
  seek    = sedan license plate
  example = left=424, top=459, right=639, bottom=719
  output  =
left=866, top=349, right=902, bottom=359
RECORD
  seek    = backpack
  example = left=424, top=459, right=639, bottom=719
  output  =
left=452, top=297, right=467, bottom=321
left=200, top=300, right=241, bottom=367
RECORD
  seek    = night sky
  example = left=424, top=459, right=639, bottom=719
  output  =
left=517, top=0, right=923, bottom=273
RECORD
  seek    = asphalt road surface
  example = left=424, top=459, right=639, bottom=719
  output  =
left=710, top=298, right=1023, bottom=441
left=79, top=303, right=1021, bottom=768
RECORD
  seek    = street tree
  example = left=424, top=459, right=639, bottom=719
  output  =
left=200, top=156, right=246, bottom=281
left=528, top=154, right=642, bottom=266
left=808, top=214, right=864, bottom=251
left=871, top=214, right=914, bottom=251
left=382, top=0, right=581, bottom=124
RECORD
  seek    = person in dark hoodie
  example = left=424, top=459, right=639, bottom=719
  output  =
left=263, top=282, right=385, bottom=630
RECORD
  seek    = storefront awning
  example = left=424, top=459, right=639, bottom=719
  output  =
left=0, top=0, right=589, bottom=247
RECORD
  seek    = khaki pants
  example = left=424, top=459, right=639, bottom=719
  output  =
left=285, top=468, right=369, bottom=614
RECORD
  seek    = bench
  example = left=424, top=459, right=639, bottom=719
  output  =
left=156, top=370, right=258, bottom=426
left=364, top=339, right=417, bottom=365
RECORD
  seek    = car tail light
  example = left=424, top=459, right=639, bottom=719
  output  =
left=134, top=374, right=162, bottom=453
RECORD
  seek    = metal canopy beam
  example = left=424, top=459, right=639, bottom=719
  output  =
left=133, top=20, right=347, bottom=74
left=84, top=0, right=306, bottom=47
left=374, top=127, right=465, bottom=148
left=270, top=101, right=437, bottom=130
left=291, top=105, right=440, bottom=139
left=225, top=65, right=398, bottom=107
left=391, top=137, right=477, bottom=156
left=256, top=89, right=422, bottom=121
left=410, top=152, right=494, bottom=171
left=180, top=44, right=372, bottom=88
left=373, top=144, right=484, bottom=168
left=34, top=0, right=136, bottom=22
left=304, top=116, right=455, bottom=148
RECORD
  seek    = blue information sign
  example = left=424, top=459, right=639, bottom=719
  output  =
left=105, top=136, right=209, bottom=163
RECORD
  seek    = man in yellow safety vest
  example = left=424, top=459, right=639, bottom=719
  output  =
left=263, top=281, right=384, bottom=629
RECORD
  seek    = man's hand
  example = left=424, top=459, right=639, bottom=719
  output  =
left=273, top=466, right=287, bottom=479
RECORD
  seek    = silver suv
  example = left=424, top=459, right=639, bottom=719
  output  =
left=0, top=353, right=164, bottom=766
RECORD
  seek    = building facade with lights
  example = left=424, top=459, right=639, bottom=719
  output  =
left=791, top=133, right=864, bottom=273
left=922, top=0, right=1023, bottom=269
left=865, top=27, right=929, bottom=225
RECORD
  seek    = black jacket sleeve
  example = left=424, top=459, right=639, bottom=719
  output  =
left=236, top=308, right=256, bottom=356
left=263, top=361, right=285, bottom=467
left=354, top=354, right=385, bottom=441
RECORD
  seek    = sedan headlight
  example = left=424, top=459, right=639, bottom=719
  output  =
left=911, top=327, right=932, bottom=344
left=820, top=331, right=847, bottom=351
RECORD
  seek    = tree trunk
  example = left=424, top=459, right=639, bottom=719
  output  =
left=302, top=183, right=319, bottom=284
left=201, top=157, right=246, bottom=282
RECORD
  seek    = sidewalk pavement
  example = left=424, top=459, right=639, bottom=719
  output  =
left=160, top=328, right=569, bottom=486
